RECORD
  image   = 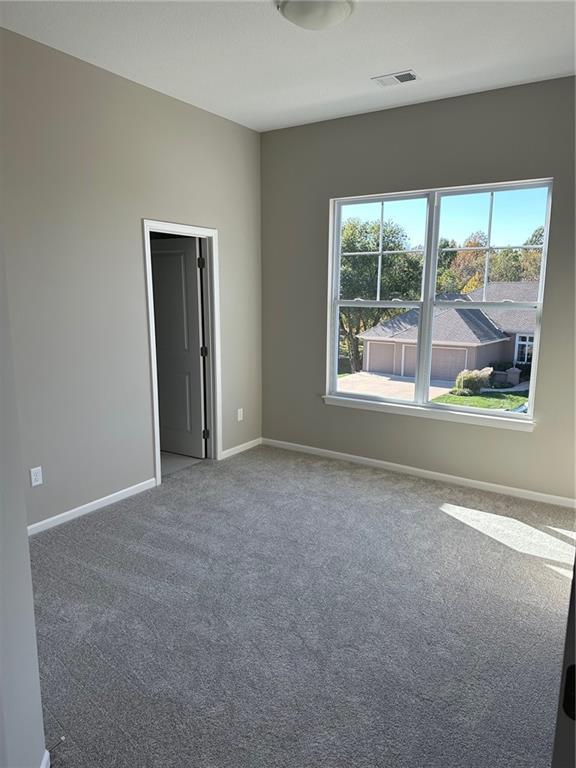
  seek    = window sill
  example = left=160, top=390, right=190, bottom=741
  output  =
left=323, top=394, right=535, bottom=432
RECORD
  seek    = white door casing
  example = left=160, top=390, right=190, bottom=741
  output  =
left=143, top=219, right=222, bottom=485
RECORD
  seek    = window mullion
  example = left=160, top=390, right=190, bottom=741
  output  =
left=376, top=201, right=384, bottom=301
left=415, top=191, right=440, bottom=405
left=482, top=191, right=494, bottom=300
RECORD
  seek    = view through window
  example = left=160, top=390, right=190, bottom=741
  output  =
left=330, top=181, right=552, bottom=420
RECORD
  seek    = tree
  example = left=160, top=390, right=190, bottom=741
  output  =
left=436, top=238, right=460, bottom=293
left=462, top=272, right=482, bottom=293
left=525, top=225, right=544, bottom=246
left=340, top=217, right=380, bottom=254
left=437, top=237, right=458, bottom=273
left=520, top=225, right=544, bottom=280
left=436, top=268, right=462, bottom=293
left=484, top=225, right=545, bottom=283
left=488, top=248, right=523, bottom=282
left=449, top=231, right=487, bottom=291
left=339, top=218, right=412, bottom=371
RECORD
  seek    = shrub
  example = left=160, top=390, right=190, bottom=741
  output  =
left=516, top=362, right=531, bottom=381
left=490, top=360, right=514, bottom=372
left=453, top=367, right=493, bottom=394
left=490, top=360, right=531, bottom=381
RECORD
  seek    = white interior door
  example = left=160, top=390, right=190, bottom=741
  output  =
left=151, top=237, right=205, bottom=458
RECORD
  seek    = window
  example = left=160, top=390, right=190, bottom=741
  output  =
left=515, top=335, right=534, bottom=365
left=327, top=180, right=552, bottom=427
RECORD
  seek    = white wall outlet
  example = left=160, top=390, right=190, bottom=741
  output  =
left=30, top=466, right=43, bottom=487
left=237, top=408, right=244, bottom=422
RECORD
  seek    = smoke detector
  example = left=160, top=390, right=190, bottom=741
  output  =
left=371, top=70, right=420, bottom=88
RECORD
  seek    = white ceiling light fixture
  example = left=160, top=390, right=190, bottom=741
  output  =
left=276, top=0, right=356, bottom=31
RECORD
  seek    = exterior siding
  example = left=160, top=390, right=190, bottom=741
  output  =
left=475, top=339, right=515, bottom=369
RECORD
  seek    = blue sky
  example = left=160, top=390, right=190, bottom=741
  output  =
left=341, top=186, right=548, bottom=249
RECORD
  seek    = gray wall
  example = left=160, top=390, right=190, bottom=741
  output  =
left=261, top=78, right=575, bottom=499
left=0, top=242, right=46, bottom=762
left=1, top=30, right=261, bottom=526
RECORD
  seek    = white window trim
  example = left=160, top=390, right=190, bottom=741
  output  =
left=514, top=333, right=535, bottom=365
left=326, top=178, right=553, bottom=429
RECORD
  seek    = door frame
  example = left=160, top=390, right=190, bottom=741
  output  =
left=143, top=219, right=222, bottom=485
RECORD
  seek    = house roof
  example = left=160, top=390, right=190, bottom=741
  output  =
left=358, top=282, right=537, bottom=345
left=468, top=282, right=538, bottom=335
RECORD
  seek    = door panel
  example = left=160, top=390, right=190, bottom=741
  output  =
left=403, top=345, right=467, bottom=381
left=430, top=348, right=467, bottom=382
left=403, top=345, right=417, bottom=377
left=366, top=342, right=395, bottom=374
left=159, top=372, right=191, bottom=432
left=152, top=237, right=204, bottom=458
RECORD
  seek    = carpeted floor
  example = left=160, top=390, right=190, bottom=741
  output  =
left=30, top=446, right=574, bottom=768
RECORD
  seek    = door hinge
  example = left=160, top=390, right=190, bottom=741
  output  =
left=200, top=346, right=208, bottom=357
left=202, top=428, right=210, bottom=440
left=197, top=255, right=206, bottom=269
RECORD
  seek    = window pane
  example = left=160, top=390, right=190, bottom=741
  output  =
left=438, top=192, right=491, bottom=246
left=436, top=186, right=548, bottom=300
left=337, top=307, right=419, bottom=402
left=486, top=248, right=541, bottom=299
left=490, top=187, right=548, bottom=247
left=436, top=192, right=490, bottom=298
left=436, top=242, right=488, bottom=298
left=339, top=253, right=378, bottom=300
left=382, top=197, right=427, bottom=251
left=380, top=251, right=423, bottom=300
left=340, top=202, right=381, bottom=253
left=427, top=308, right=536, bottom=413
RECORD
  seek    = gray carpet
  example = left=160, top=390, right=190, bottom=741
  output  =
left=30, top=446, right=574, bottom=768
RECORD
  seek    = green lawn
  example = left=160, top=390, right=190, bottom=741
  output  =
left=432, top=390, right=529, bottom=410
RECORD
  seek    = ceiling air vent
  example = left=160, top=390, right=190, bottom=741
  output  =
left=371, top=70, right=419, bottom=88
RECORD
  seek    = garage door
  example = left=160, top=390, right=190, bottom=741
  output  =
left=402, top=346, right=466, bottom=381
left=366, top=342, right=394, bottom=374
left=403, top=345, right=417, bottom=377
left=431, top=348, right=467, bottom=382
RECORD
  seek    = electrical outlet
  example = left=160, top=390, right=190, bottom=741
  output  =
left=237, top=408, right=244, bottom=422
left=30, top=466, right=43, bottom=487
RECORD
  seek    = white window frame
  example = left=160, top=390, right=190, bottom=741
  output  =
left=514, top=334, right=535, bottom=365
left=325, top=178, right=553, bottom=431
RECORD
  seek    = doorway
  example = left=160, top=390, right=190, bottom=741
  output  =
left=143, top=220, right=222, bottom=484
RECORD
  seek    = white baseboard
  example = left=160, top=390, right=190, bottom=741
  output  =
left=219, top=437, right=263, bottom=460
left=262, top=438, right=575, bottom=509
left=28, top=478, right=157, bottom=536
left=40, top=749, right=50, bottom=768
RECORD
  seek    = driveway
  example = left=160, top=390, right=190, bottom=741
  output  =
left=337, top=372, right=452, bottom=400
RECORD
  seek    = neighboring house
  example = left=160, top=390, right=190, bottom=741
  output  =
left=358, top=282, right=537, bottom=382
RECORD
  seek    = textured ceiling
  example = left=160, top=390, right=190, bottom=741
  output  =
left=1, top=0, right=574, bottom=131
